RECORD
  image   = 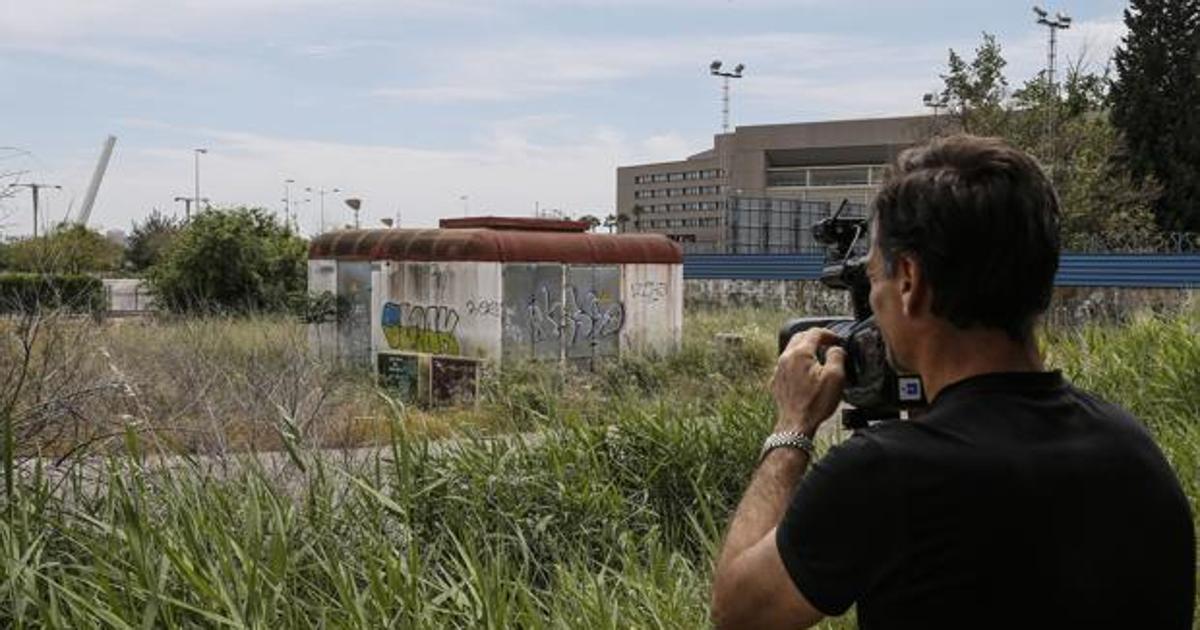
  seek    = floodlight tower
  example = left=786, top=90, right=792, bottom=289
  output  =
left=709, top=60, right=746, bottom=134
left=191, top=148, right=207, bottom=222
left=1034, top=5, right=1071, bottom=177
left=923, top=92, right=949, bottom=135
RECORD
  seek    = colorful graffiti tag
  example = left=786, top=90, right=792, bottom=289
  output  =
left=381, top=302, right=462, bottom=355
left=527, top=284, right=625, bottom=348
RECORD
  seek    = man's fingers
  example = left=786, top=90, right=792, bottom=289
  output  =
left=785, top=328, right=842, bottom=358
left=823, top=346, right=848, bottom=382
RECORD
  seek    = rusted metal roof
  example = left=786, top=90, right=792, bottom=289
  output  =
left=309, top=228, right=683, bottom=264
left=438, top=216, right=590, bottom=232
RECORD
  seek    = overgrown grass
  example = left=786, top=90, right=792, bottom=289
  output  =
left=0, top=305, right=1196, bottom=627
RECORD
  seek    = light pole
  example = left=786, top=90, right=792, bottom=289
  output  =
left=192, top=148, right=207, bottom=221
left=306, top=186, right=341, bottom=233
left=709, top=60, right=745, bottom=134
left=174, top=195, right=209, bottom=218
left=345, top=198, right=362, bottom=229
left=11, top=182, right=61, bottom=238
left=1034, top=5, right=1071, bottom=179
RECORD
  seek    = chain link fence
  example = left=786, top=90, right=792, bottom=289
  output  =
left=693, top=196, right=1199, bottom=256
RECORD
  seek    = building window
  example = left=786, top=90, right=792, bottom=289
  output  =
left=766, top=165, right=876, bottom=188
left=809, top=167, right=871, bottom=187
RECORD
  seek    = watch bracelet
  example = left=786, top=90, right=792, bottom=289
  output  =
left=759, top=431, right=816, bottom=462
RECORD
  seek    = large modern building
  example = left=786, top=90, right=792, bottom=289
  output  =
left=615, top=115, right=937, bottom=252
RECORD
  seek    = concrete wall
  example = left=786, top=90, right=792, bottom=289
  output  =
left=685, top=278, right=1196, bottom=324
left=307, top=259, right=339, bottom=362
left=373, top=261, right=504, bottom=360
left=620, top=264, right=685, bottom=356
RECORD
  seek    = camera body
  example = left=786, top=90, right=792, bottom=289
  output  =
left=778, top=202, right=926, bottom=429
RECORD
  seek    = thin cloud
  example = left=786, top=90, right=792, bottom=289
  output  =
left=28, top=121, right=694, bottom=235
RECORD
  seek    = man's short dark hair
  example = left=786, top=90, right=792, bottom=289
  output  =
left=871, top=134, right=1061, bottom=341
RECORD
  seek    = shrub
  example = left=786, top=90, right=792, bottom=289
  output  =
left=4, top=225, right=123, bottom=274
left=146, top=207, right=307, bottom=314
left=0, top=272, right=105, bottom=314
left=125, top=209, right=180, bottom=271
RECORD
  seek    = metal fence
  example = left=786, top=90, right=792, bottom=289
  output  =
left=683, top=253, right=1200, bottom=288
left=102, top=278, right=155, bottom=315
left=666, top=194, right=1198, bottom=258
left=725, top=197, right=864, bottom=255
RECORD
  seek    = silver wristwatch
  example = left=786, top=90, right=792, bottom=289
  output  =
left=760, top=431, right=816, bottom=462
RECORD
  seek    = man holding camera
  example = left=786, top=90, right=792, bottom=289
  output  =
left=711, top=135, right=1195, bottom=629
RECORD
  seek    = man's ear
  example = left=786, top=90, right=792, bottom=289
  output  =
left=897, top=254, right=928, bottom=317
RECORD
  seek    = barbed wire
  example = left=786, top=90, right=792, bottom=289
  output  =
left=1063, top=231, right=1199, bottom=254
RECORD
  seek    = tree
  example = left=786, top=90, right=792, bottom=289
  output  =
left=578, top=214, right=601, bottom=232
left=603, top=214, right=617, bottom=233
left=631, top=205, right=646, bottom=232
left=5, top=224, right=123, bottom=274
left=940, top=33, right=1011, bottom=136
left=1110, top=0, right=1200, bottom=231
left=616, top=213, right=630, bottom=233
left=126, top=209, right=180, bottom=272
left=935, top=34, right=1161, bottom=249
left=146, top=207, right=307, bottom=314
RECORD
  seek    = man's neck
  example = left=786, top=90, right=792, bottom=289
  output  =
left=914, top=325, right=1045, bottom=403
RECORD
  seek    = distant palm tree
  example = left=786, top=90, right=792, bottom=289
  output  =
left=631, top=205, right=645, bottom=232
left=603, top=214, right=617, bottom=233
left=579, top=214, right=602, bottom=232
left=616, top=214, right=630, bottom=233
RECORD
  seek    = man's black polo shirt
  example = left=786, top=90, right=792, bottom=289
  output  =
left=776, top=371, right=1195, bottom=628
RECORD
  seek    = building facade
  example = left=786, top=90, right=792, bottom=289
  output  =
left=615, top=115, right=936, bottom=251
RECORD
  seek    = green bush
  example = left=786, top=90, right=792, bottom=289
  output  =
left=4, top=225, right=123, bottom=274
left=146, top=207, right=307, bottom=314
left=0, top=272, right=105, bottom=314
left=125, top=209, right=180, bottom=272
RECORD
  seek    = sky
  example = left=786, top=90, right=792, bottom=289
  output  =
left=0, top=0, right=1131, bottom=237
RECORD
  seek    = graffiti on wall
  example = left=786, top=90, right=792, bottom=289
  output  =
left=466, top=299, right=501, bottom=318
left=527, top=284, right=625, bottom=347
left=630, top=281, right=668, bottom=303
left=381, top=301, right=462, bottom=355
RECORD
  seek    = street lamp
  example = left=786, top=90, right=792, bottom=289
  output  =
left=192, top=148, right=207, bottom=221
left=306, top=186, right=342, bottom=233
left=709, top=60, right=746, bottom=134
left=174, top=195, right=209, bottom=218
left=345, top=197, right=363, bottom=229
left=1034, top=5, right=1071, bottom=180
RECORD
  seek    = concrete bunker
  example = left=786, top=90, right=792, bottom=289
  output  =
left=307, top=217, right=684, bottom=404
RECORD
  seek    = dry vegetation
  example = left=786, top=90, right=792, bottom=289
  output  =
left=0, top=303, right=1195, bottom=627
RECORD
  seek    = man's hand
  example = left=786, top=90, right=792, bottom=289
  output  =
left=771, top=328, right=848, bottom=436
left=711, top=329, right=846, bottom=629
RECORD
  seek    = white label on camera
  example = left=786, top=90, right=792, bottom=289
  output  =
left=898, top=376, right=923, bottom=402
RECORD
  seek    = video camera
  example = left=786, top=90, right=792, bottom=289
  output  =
left=778, top=201, right=926, bottom=429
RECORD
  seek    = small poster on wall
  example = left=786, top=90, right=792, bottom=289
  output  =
left=377, top=352, right=421, bottom=402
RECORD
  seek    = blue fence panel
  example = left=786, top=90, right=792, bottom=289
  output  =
left=683, top=254, right=1200, bottom=288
